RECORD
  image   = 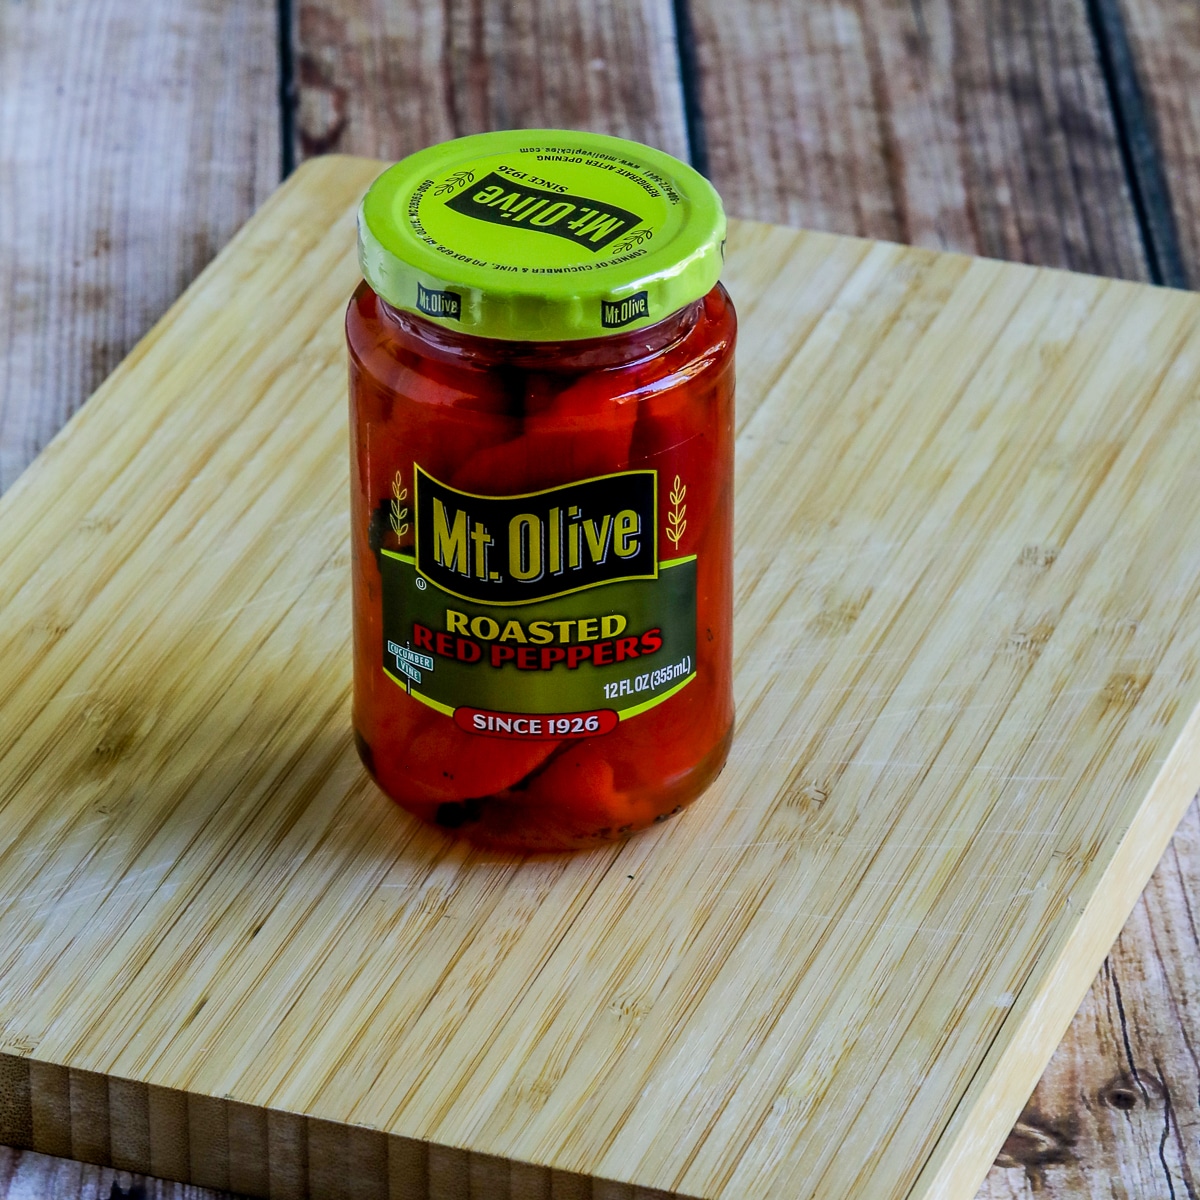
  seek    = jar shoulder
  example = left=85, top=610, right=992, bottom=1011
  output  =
left=346, top=280, right=736, bottom=399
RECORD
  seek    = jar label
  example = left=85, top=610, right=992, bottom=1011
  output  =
left=380, top=466, right=697, bottom=733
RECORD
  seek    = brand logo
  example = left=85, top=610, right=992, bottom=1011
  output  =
left=416, top=282, right=461, bottom=319
left=444, top=171, right=643, bottom=252
left=601, top=291, right=650, bottom=328
left=414, top=466, right=658, bottom=604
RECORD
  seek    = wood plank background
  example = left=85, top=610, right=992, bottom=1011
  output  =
left=1, top=0, right=1198, bottom=1196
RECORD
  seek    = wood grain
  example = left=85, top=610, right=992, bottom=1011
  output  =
left=3, top=155, right=1200, bottom=1199
left=686, top=0, right=1148, bottom=280
left=292, top=0, right=688, bottom=163
left=1116, top=0, right=1200, bottom=286
left=0, top=0, right=280, bottom=495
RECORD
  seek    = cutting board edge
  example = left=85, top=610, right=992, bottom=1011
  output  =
left=0, top=1049, right=715, bottom=1199
left=904, top=697, right=1200, bottom=1200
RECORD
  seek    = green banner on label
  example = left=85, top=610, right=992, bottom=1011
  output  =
left=381, top=551, right=696, bottom=722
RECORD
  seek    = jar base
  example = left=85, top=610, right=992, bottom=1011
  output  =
left=356, top=726, right=733, bottom=854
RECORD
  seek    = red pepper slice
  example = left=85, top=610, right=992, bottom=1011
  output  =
left=497, top=749, right=630, bottom=849
left=368, top=694, right=556, bottom=809
left=452, top=371, right=640, bottom=493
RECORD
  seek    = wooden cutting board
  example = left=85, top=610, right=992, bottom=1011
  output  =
left=2, top=156, right=1199, bottom=1200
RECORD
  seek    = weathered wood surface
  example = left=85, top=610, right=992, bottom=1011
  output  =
left=0, top=0, right=279, bottom=494
left=1113, top=0, right=1200, bottom=288
left=292, top=0, right=689, bottom=162
left=5, top=156, right=1200, bottom=1200
left=685, top=0, right=1148, bottom=280
left=0, top=1144, right=222, bottom=1200
left=4, top=0, right=1200, bottom=1196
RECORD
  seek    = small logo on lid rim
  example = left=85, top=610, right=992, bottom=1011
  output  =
left=417, top=282, right=462, bottom=320
left=601, top=292, right=650, bottom=328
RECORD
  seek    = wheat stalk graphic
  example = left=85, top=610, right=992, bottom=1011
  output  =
left=390, top=471, right=410, bottom=537
left=666, top=475, right=687, bottom=547
left=611, top=228, right=654, bottom=255
left=433, top=169, right=475, bottom=196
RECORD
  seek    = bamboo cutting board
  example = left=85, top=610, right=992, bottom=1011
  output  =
left=2, top=156, right=1200, bottom=1200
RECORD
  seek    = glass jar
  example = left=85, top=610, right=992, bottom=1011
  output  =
left=347, top=130, right=735, bottom=852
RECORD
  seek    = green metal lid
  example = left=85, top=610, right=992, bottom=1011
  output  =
left=358, top=130, right=726, bottom=341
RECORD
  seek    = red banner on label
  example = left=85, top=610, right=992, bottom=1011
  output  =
left=454, top=707, right=619, bottom=739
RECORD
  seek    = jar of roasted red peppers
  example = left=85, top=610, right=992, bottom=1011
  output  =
left=348, top=130, right=735, bottom=851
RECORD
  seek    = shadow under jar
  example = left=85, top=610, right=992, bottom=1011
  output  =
left=347, top=130, right=735, bottom=852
